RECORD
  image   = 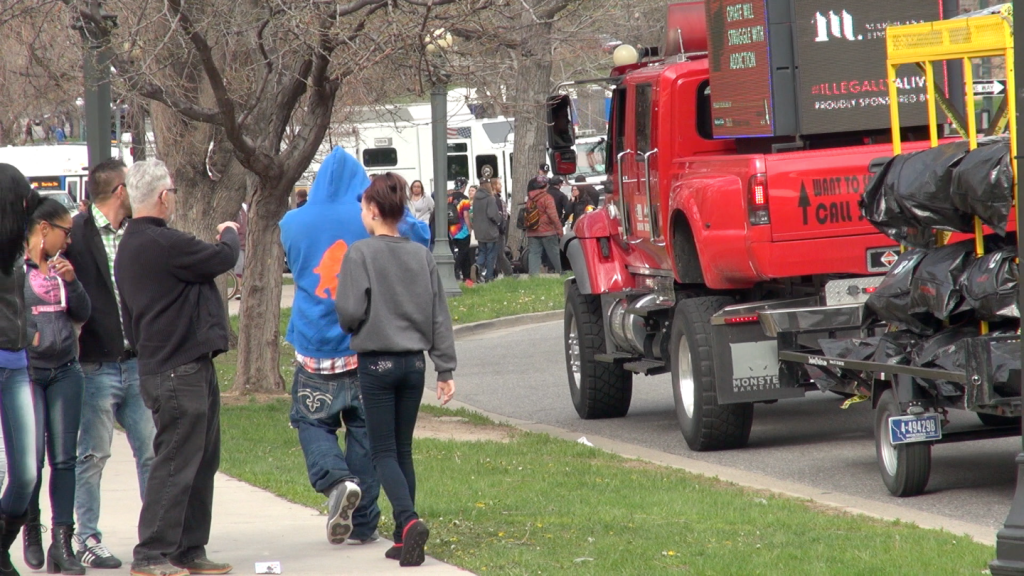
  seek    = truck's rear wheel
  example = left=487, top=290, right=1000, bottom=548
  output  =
left=671, top=296, right=753, bottom=451
left=564, top=282, right=632, bottom=419
left=874, top=389, right=931, bottom=497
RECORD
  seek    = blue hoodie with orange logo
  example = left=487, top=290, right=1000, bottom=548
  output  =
left=280, top=147, right=429, bottom=359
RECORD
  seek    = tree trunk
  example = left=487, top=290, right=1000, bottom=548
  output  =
left=232, top=178, right=289, bottom=394
left=506, top=11, right=557, bottom=258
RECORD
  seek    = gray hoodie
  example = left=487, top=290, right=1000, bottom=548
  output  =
left=470, top=186, right=501, bottom=243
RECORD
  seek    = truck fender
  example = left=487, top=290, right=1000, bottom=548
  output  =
left=561, top=232, right=593, bottom=294
left=668, top=210, right=705, bottom=284
left=669, top=175, right=754, bottom=290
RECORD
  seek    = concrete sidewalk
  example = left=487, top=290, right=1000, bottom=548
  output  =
left=227, top=284, right=295, bottom=316
left=24, top=430, right=467, bottom=575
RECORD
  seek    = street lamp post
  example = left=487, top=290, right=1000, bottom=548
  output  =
left=426, top=30, right=461, bottom=298
left=73, top=0, right=115, bottom=169
left=990, top=0, right=1024, bottom=573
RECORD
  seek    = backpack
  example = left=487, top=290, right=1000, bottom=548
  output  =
left=447, top=199, right=461, bottom=226
left=521, top=195, right=542, bottom=231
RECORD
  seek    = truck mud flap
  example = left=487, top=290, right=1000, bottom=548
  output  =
left=711, top=301, right=809, bottom=405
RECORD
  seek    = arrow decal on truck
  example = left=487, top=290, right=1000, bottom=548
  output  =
left=798, top=182, right=812, bottom=225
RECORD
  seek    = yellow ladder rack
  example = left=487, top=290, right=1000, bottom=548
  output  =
left=886, top=6, right=1017, bottom=335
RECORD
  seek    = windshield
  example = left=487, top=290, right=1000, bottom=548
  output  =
left=576, top=139, right=606, bottom=177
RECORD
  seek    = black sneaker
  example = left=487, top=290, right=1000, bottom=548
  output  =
left=326, top=481, right=361, bottom=545
left=77, top=535, right=123, bottom=569
left=384, top=544, right=402, bottom=561
left=400, top=520, right=429, bottom=567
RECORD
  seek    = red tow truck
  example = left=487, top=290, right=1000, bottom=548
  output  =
left=548, top=0, right=956, bottom=451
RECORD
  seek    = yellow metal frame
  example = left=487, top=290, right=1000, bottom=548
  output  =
left=885, top=7, right=1016, bottom=335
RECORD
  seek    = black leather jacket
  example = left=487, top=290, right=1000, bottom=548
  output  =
left=0, top=258, right=28, bottom=351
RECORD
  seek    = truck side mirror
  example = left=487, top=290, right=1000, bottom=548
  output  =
left=546, top=94, right=576, bottom=150
left=550, top=149, right=577, bottom=176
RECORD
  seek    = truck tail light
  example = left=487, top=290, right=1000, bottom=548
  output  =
left=748, top=173, right=770, bottom=226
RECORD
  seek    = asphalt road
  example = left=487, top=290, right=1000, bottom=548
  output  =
left=453, top=320, right=1021, bottom=532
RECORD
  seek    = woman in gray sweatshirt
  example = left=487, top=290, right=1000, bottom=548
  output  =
left=335, top=172, right=456, bottom=567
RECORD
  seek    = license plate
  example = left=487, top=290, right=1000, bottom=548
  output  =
left=889, top=413, right=942, bottom=445
left=867, top=247, right=901, bottom=273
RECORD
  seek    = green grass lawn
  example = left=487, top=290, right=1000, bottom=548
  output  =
left=446, top=276, right=564, bottom=324
left=219, top=401, right=994, bottom=575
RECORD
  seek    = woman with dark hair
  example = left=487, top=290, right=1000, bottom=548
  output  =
left=22, top=197, right=89, bottom=574
left=0, top=163, right=42, bottom=576
left=335, top=173, right=456, bottom=567
left=408, top=180, right=433, bottom=223
left=566, top=184, right=599, bottom=229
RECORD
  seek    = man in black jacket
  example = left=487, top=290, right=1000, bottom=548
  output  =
left=547, top=176, right=568, bottom=224
left=114, top=160, right=239, bottom=576
left=63, top=158, right=155, bottom=570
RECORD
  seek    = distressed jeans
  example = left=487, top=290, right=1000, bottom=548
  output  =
left=0, top=366, right=39, bottom=518
left=29, top=361, right=84, bottom=525
left=134, top=356, right=220, bottom=565
left=76, top=359, right=155, bottom=542
left=290, top=366, right=380, bottom=541
left=358, top=352, right=425, bottom=543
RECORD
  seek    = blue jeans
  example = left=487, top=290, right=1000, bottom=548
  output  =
left=475, top=241, right=499, bottom=282
left=0, top=366, right=40, bottom=518
left=29, top=361, right=84, bottom=526
left=358, top=352, right=425, bottom=543
left=76, top=359, right=155, bottom=542
left=528, top=235, right=562, bottom=276
left=290, top=366, right=380, bottom=541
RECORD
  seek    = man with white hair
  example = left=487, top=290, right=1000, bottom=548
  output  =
left=114, top=160, right=239, bottom=576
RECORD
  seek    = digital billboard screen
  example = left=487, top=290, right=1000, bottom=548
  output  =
left=706, top=0, right=775, bottom=138
left=793, top=0, right=941, bottom=135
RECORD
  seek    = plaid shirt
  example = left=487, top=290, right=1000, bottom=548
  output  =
left=92, top=205, right=127, bottom=344
left=295, top=352, right=358, bottom=375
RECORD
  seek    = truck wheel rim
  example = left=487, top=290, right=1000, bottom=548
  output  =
left=568, top=316, right=581, bottom=384
left=676, top=335, right=695, bottom=418
left=880, top=412, right=899, bottom=477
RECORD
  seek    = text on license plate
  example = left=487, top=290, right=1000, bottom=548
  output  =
left=889, top=413, right=942, bottom=445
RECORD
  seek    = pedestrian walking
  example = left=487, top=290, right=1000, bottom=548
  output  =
left=447, top=179, right=473, bottom=285
left=22, top=197, right=90, bottom=575
left=470, top=181, right=501, bottom=283
left=490, top=179, right=513, bottom=278
left=114, top=160, right=238, bottom=576
left=64, top=158, right=155, bottom=570
left=0, top=164, right=41, bottom=576
left=408, top=180, right=433, bottom=223
left=336, top=172, right=457, bottom=567
left=525, top=177, right=563, bottom=276
left=280, top=148, right=389, bottom=547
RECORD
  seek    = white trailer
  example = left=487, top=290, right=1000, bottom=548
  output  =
left=0, top=142, right=131, bottom=201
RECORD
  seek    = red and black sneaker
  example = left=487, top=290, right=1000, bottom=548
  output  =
left=399, top=520, right=430, bottom=567
left=384, top=544, right=402, bottom=560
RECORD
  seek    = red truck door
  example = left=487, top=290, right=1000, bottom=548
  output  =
left=622, top=78, right=662, bottom=242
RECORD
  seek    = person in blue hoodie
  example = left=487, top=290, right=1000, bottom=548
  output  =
left=280, top=148, right=428, bottom=547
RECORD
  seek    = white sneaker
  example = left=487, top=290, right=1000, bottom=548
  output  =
left=346, top=530, right=380, bottom=545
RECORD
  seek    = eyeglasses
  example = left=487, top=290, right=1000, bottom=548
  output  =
left=48, top=222, right=71, bottom=236
left=109, top=182, right=125, bottom=196
left=162, top=187, right=178, bottom=196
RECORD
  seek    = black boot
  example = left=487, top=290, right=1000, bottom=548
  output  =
left=46, top=525, right=84, bottom=575
left=0, top=513, right=28, bottom=576
left=22, top=508, right=43, bottom=570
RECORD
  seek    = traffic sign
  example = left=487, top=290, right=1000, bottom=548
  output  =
left=973, top=80, right=1006, bottom=96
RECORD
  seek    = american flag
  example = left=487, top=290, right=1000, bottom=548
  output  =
left=446, top=126, right=472, bottom=139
